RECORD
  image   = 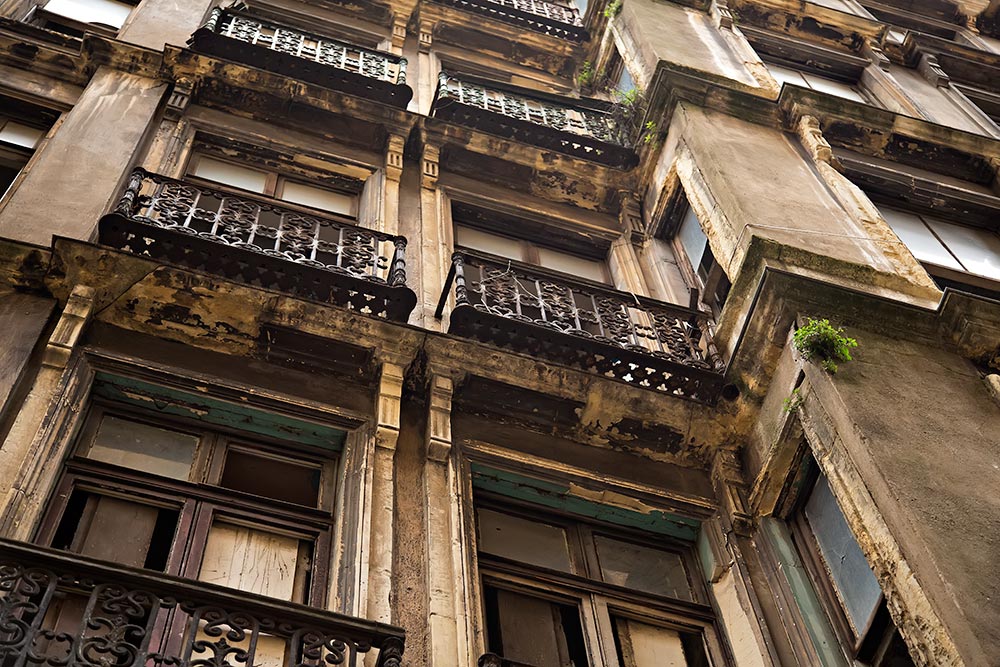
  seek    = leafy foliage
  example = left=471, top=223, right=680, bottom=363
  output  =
left=604, top=0, right=623, bottom=18
left=782, top=388, right=803, bottom=414
left=792, top=318, right=858, bottom=374
left=577, top=61, right=596, bottom=87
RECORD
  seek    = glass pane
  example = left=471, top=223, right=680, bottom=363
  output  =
left=924, top=219, right=1000, bottom=280
left=802, top=73, right=867, bottom=104
left=536, top=247, right=608, bottom=283
left=455, top=225, right=525, bottom=261
left=594, top=535, right=693, bottom=600
left=0, top=121, right=44, bottom=149
left=44, top=0, right=132, bottom=28
left=618, top=64, right=636, bottom=94
left=879, top=207, right=964, bottom=271
left=477, top=508, right=573, bottom=572
left=219, top=448, right=322, bottom=506
left=280, top=181, right=355, bottom=216
left=87, top=415, right=197, bottom=480
left=767, top=63, right=808, bottom=88
left=804, top=475, right=882, bottom=635
left=677, top=205, right=708, bottom=271
left=191, top=156, right=268, bottom=193
left=486, top=586, right=587, bottom=667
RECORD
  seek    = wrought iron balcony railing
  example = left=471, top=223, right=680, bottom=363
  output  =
left=432, top=74, right=635, bottom=167
left=0, top=538, right=404, bottom=667
left=436, top=252, right=725, bottom=402
left=431, top=0, right=587, bottom=41
left=99, top=169, right=417, bottom=322
left=190, top=8, right=412, bottom=107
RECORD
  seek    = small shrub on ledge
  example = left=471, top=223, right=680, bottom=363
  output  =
left=792, top=318, right=858, bottom=374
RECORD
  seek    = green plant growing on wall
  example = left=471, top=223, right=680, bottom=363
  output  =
left=642, top=120, right=658, bottom=145
left=782, top=388, right=804, bottom=414
left=604, top=0, right=623, bottom=18
left=792, top=318, right=858, bottom=374
left=578, top=61, right=596, bottom=87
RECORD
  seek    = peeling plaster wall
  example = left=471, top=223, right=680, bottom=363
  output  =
left=0, top=69, right=166, bottom=247
left=814, top=331, right=1000, bottom=665
left=118, top=0, right=215, bottom=51
left=666, top=103, right=908, bottom=284
left=614, top=0, right=761, bottom=88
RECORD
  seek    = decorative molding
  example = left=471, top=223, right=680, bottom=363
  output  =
left=41, top=285, right=95, bottom=370
left=862, top=38, right=890, bottom=71
left=391, top=16, right=407, bottom=52
left=165, top=77, right=195, bottom=121
left=711, top=447, right=753, bottom=537
left=618, top=192, right=645, bottom=243
left=426, top=373, right=453, bottom=462
left=422, top=143, right=440, bottom=189
left=376, top=361, right=405, bottom=451
left=419, top=20, right=433, bottom=52
left=386, top=133, right=405, bottom=183
left=918, top=52, right=950, bottom=87
left=711, top=0, right=734, bottom=30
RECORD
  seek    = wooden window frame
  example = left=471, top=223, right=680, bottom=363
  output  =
left=26, top=0, right=139, bottom=38
left=453, top=224, right=613, bottom=285
left=36, top=400, right=341, bottom=608
left=474, top=498, right=722, bottom=667
left=661, top=197, right=730, bottom=317
left=184, top=151, right=361, bottom=220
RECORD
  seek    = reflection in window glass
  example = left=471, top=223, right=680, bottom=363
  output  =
left=768, top=63, right=866, bottom=104
left=804, top=475, right=882, bottom=635
left=44, top=0, right=133, bottom=28
left=191, top=157, right=268, bottom=193
left=925, top=220, right=1000, bottom=280
left=678, top=205, right=708, bottom=269
left=280, top=181, right=355, bottom=216
left=879, top=207, right=963, bottom=271
left=87, top=415, right=198, bottom=480
left=477, top=508, right=573, bottom=573
left=455, top=225, right=524, bottom=261
left=0, top=121, right=45, bottom=149
left=594, top=535, right=692, bottom=600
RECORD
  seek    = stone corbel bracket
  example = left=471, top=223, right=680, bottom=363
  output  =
left=42, top=285, right=96, bottom=370
left=165, top=76, right=197, bottom=121
left=917, top=52, right=950, bottom=87
left=426, top=372, right=454, bottom=463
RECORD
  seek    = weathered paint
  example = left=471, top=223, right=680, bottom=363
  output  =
left=470, top=464, right=700, bottom=540
left=91, top=372, right=346, bottom=450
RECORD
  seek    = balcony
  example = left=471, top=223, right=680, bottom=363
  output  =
left=430, top=0, right=587, bottom=41
left=99, top=169, right=417, bottom=322
left=431, top=74, right=636, bottom=168
left=436, top=252, right=725, bottom=402
left=189, top=8, right=412, bottom=108
left=0, top=538, right=405, bottom=667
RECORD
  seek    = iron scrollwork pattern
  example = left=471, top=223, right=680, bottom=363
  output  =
left=443, top=252, right=725, bottom=402
left=208, top=9, right=406, bottom=86
left=0, top=540, right=405, bottom=667
left=431, top=0, right=586, bottom=41
left=99, top=170, right=416, bottom=322
left=433, top=74, right=635, bottom=167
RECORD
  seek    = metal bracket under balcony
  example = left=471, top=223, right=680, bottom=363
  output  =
left=99, top=169, right=417, bottom=322
left=432, top=74, right=637, bottom=168
left=189, top=8, right=412, bottom=108
left=436, top=252, right=725, bottom=402
left=0, top=538, right=405, bottom=667
left=431, top=0, right=587, bottom=41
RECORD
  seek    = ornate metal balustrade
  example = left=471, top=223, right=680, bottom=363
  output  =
left=436, top=252, right=725, bottom=402
left=431, top=0, right=586, bottom=41
left=99, top=169, right=416, bottom=322
left=432, top=74, right=636, bottom=168
left=190, top=9, right=412, bottom=107
left=0, top=538, right=404, bottom=667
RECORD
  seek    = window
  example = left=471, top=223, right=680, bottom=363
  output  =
left=455, top=224, right=611, bottom=284
left=40, top=400, right=338, bottom=609
left=187, top=153, right=358, bottom=218
left=477, top=505, right=714, bottom=667
left=767, top=62, right=869, bottom=104
left=674, top=202, right=730, bottom=315
left=878, top=205, right=1000, bottom=294
left=789, top=460, right=916, bottom=666
left=28, top=0, right=137, bottom=37
left=0, top=98, right=56, bottom=200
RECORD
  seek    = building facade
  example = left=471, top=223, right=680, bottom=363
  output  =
left=0, top=0, right=999, bottom=664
